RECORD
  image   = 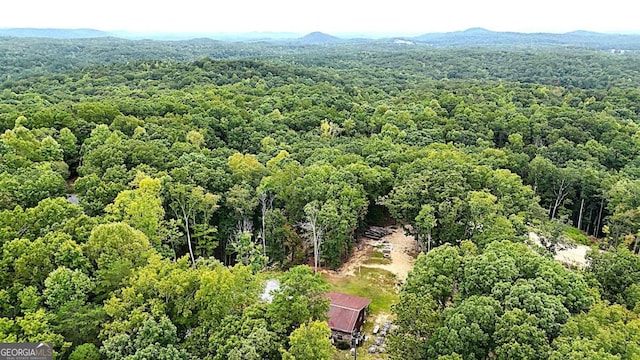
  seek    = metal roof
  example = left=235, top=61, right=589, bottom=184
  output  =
left=323, top=292, right=372, bottom=333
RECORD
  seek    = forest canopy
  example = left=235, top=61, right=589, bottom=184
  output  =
left=0, top=37, right=639, bottom=359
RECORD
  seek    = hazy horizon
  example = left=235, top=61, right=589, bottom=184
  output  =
left=3, top=0, right=639, bottom=36
left=1, top=27, right=639, bottom=39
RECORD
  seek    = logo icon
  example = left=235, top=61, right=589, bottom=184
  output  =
left=0, top=342, right=53, bottom=360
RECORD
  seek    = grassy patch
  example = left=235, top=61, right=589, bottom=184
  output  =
left=327, top=267, right=397, bottom=360
left=564, top=226, right=590, bottom=245
left=364, top=251, right=392, bottom=265
left=322, top=267, right=398, bottom=315
left=364, top=258, right=392, bottom=265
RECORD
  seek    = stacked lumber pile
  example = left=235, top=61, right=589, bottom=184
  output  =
left=368, top=321, right=393, bottom=354
left=363, top=226, right=391, bottom=240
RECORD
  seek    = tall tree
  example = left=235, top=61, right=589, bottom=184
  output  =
left=166, top=182, right=220, bottom=265
left=300, top=201, right=324, bottom=272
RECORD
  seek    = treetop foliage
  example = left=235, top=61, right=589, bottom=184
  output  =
left=0, top=37, right=639, bottom=358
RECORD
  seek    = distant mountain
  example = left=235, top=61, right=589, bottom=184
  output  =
left=2, top=27, right=639, bottom=49
left=461, top=27, right=494, bottom=35
left=0, top=28, right=112, bottom=39
left=216, top=32, right=301, bottom=42
left=297, top=31, right=341, bottom=44
left=412, top=28, right=557, bottom=46
left=412, top=28, right=640, bottom=49
left=564, top=30, right=606, bottom=37
left=111, top=31, right=302, bottom=42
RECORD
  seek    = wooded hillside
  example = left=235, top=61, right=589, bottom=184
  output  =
left=0, top=38, right=639, bottom=359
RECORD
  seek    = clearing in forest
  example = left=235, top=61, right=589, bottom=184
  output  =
left=528, top=231, right=592, bottom=269
left=328, top=226, right=418, bottom=283
left=322, top=226, right=418, bottom=359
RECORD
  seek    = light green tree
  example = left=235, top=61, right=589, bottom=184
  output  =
left=281, top=320, right=335, bottom=360
left=84, top=222, right=152, bottom=295
left=43, top=266, right=93, bottom=310
left=69, top=344, right=100, bottom=360
left=106, top=175, right=165, bottom=244
left=267, top=266, right=329, bottom=334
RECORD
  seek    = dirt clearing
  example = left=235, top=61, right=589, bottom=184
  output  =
left=327, top=226, right=418, bottom=283
left=528, top=231, right=591, bottom=268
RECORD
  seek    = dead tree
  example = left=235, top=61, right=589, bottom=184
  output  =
left=259, top=191, right=273, bottom=256
left=300, top=201, right=324, bottom=272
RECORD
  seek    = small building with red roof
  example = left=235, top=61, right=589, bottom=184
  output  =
left=323, top=291, right=371, bottom=345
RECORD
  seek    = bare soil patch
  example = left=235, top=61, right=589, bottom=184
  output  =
left=528, top=231, right=591, bottom=268
left=327, top=227, right=418, bottom=283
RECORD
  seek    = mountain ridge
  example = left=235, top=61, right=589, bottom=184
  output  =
left=296, top=31, right=341, bottom=44
left=411, top=28, right=640, bottom=48
left=1, top=27, right=639, bottom=49
left=0, top=28, right=111, bottom=39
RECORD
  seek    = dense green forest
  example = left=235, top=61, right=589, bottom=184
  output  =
left=0, top=37, right=639, bottom=359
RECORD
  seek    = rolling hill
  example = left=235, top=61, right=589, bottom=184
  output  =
left=411, top=27, right=640, bottom=49
left=297, top=31, right=342, bottom=44
left=0, top=28, right=112, bottom=39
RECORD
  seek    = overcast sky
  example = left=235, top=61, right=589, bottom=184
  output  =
left=2, top=0, right=638, bottom=35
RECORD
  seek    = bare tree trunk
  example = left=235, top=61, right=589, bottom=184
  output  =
left=259, top=192, right=272, bottom=256
left=550, top=178, right=570, bottom=219
left=595, top=197, right=605, bottom=238
left=182, top=208, right=196, bottom=267
left=586, top=207, right=594, bottom=235
left=261, top=207, right=266, bottom=255
left=301, top=202, right=323, bottom=273
left=312, top=223, right=323, bottom=273
left=311, top=221, right=318, bottom=272
left=312, top=227, right=324, bottom=273
left=427, top=233, right=432, bottom=252
left=577, top=198, right=585, bottom=230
